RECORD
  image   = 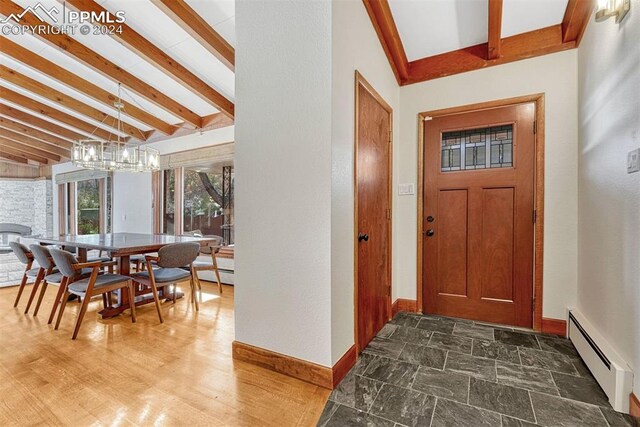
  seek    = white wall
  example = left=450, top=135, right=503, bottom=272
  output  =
left=577, top=3, right=640, bottom=394
left=397, top=50, right=579, bottom=320
left=331, top=0, right=401, bottom=363
left=235, top=0, right=333, bottom=366
left=111, top=172, right=153, bottom=233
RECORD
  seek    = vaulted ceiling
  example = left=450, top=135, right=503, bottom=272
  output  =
left=0, top=0, right=235, bottom=168
left=363, top=0, right=593, bottom=85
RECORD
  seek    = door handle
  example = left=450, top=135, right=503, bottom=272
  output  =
left=358, top=233, right=369, bottom=242
left=425, top=229, right=435, bottom=237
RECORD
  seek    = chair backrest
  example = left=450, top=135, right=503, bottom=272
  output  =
left=201, top=235, right=223, bottom=254
left=9, top=242, right=31, bottom=264
left=50, top=248, right=79, bottom=277
left=158, top=242, right=200, bottom=268
left=30, top=244, right=54, bottom=270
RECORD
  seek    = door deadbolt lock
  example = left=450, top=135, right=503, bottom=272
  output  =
left=426, top=216, right=435, bottom=222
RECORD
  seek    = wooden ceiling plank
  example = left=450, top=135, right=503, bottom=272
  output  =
left=0, top=116, right=72, bottom=148
left=562, top=0, right=594, bottom=44
left=0, top=0, right=202, bottom=127
left=0, top=152, right=30, bottom=165
left=0, top=38, right=176, bottom=135
left=405, top=25, right=575, bottom=85
left=362, top=0, right=410, bottom=84
left=0, top=137, right=56, bottom=163
left=0, top=103, right=86, bottom=141
left=488, top=0, right=503, bottom=60
left=1, top=87, right=116, bottom=142
left=0, top=129, right=66, bottom=159
left=64, top=0, right=234, bottom=120
left=0, top=64, right=147, bottom=140
left=150, top=0, right=235, bottom=71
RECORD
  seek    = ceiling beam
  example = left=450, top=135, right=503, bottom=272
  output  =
left=362, top=0, right=409, bottom=84
left=64, top=0, right=234, bottom=120
left=488, top=0, right=503, bottom=60
left=201, top=112, right=234, bottom=130
left=0, top=137, right=57, bottom=164
left=0, top=38, right=176, bottom=136
left=0, top=116, right=72, bottom=148
left=0, top=150, right=30, bottom=164
left=405, top=25, right=575, bottom=85
left=1, top=87, right=117, bottom=142
left=0, top=0, right=202, bottom=127
left=150, top=0, right=235, bottom=71
left=0, top=103, right=86, bottom=141
left=0, top=64, right=146, bottom=140
left=562, top=0, right=594, bottom=44
left=0, top=128, right=66, bottom=159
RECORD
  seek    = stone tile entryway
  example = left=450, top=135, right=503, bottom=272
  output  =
left=318, top=312, right=635, bottom=427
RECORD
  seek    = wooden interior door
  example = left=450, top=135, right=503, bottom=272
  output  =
left=356, top=73, right=392, bottom=351
left=422, top=103, right=535, bottom=327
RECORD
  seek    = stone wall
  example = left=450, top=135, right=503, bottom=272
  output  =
left=0, top=178, right=53, bottom=287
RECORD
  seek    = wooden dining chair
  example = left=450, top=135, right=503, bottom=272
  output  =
left=188, top=237, right=224, bottom=295
left=50, top=248, right=136, bottom=340
left=9, top=242, right=38, bottom=308
left=131, top=242, right=200, bottom=322
left=28, top=245, right=94, bottom=318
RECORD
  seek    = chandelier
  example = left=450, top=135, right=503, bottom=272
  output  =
left=72, top=85, right=159, bottom=172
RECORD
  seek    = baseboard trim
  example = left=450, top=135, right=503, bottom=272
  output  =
left=631, top=392, right=640, bottom=418
left=392, top=298, right=418, bottom=315
left=541, top=317, right=567, bottom=337
left=232, top=341, right=356, bottom=390
left=332, top=345, right=357, bottom=388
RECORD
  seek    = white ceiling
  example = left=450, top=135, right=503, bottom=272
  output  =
left=0, top=0, right=235, bottom=137
left=388, top=0, right=568, bottom=61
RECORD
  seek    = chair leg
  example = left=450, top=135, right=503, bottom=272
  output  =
left=127, top=282, right=136, bottom=323
left=191, top=277, right=199, bottom=312
left=55, top=291, right=70, bottom=330
left=24, top=269, right=45, bottom=314
left=212, top=257, right=223, bottom=294
left=173, top=284, right=177, bottom=304
left=149, top=281, right=164, bottom=324
left=49, top=278, right=68, bottom=325
left=13, top=272, right=29, bottom=307
left=71, top=293, right=91, bottom=340
left=33, top=281, right=49, bottom=316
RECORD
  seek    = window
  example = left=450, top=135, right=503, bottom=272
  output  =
left=441, top=124, right=513, bottom=172
left=57, top=175, right=111, bottom=235
left=162, top=169, right=175, bottom=234
left=160, top=166, right=234, bottom=244
left=77, top=179, right=100, bottom=235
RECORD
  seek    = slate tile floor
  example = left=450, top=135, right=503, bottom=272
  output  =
left=318, top=312, right=637, bottom=427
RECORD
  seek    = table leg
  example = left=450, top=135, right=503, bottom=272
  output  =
left=78, top=247, right=88, bottom=262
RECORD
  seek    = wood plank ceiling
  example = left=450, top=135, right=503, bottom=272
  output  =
left=0, top=0, right=235, bottom=168
left=363, top=0, right=594, bottom=85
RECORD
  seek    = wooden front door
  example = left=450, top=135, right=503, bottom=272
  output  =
left=422, top=103, right=535, bottom=327
left=356, top=73, right=392, bottom=351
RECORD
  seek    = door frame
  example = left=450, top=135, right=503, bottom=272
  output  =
left=354, top=71, right=394, bottom=352
left=416, top=94, right=545, bottom=331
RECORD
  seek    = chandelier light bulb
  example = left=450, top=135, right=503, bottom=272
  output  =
left=89, top=146, right=96, bottom=157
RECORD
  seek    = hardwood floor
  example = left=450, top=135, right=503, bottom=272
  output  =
left=0, top=282, right=329, bottom=426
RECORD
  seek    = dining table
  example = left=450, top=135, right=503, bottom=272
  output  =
left=36, top=233, right=216, bottom=318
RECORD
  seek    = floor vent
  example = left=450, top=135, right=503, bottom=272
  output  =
left=568, top=309, right=633, bottom=413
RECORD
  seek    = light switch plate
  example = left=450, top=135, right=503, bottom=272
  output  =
left=628, top=148, right=640, bottom=174
left=399, top=183, right=415, bottom=195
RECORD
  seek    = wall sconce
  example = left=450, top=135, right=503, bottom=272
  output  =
left=596, top=0, right=630, bottom=23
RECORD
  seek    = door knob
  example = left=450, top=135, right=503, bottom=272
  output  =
left=425, top=229, right=435, bottom=237
left=358, top=233, right=369, bottom=242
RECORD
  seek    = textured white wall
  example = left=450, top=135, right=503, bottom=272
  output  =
left=577, top=3, right=640, bottom=394
left=234, top=0, right=333, bottom=366
left=397, top=50, right=579, bottom=320
left=331, top=0, right=401, bottom=363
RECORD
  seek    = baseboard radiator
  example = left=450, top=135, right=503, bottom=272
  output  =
left=568, top=309, right=633, bottom=413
